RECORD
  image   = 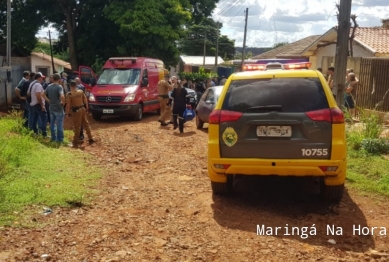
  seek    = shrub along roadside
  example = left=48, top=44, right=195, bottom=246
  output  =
left=345, top=109, right=389, bottom=197
left=0, top=113, right=101, bottom=227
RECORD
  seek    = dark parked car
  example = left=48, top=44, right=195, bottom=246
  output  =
left=186, top=88, right=198, bottom=109
left=195, top=85, right=223, bottom=129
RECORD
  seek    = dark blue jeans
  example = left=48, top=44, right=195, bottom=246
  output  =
left=31, top=104, right=48, bottom=136
left=50, top=111, right=64, bottom=142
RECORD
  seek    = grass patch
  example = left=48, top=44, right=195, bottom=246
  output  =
left=0, top=112, right=102, bottom=226
left=347, top=154, right=389, bottom=197
left=346, top=109, right=389, bottom=197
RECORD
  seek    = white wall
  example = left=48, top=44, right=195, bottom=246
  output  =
left=31, top=57, right=64, bottom=75
left=314, top=43, right=374, bottom=69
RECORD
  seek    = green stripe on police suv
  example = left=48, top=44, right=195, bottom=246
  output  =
left=256, top=224, right=387, bottom=239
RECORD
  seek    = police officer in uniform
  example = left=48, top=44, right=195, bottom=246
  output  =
left=157, top=73, right=173, bottom=126
left=65, top=80, right=96, bottom=147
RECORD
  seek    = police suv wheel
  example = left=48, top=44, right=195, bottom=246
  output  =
left=320, top=180, right=344, bottom=203
left=211, top=175, right=233, bottom=195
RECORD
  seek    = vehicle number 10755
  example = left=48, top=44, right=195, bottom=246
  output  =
left=301, top=148, right=328, bottom=156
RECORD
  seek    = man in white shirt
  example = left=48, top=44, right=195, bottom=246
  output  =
left=27, top=73, right=48, bottom=136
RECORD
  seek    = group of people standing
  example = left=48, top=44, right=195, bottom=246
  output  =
left=15, top=71, right=96, bottom=147
left=157, top=75, right=188, bottom=133
left=317, top=66, right=359, bottom=118
left=157, top=74, right=227, bottom=133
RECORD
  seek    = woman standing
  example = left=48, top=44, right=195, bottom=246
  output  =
left=171, top=82, right=189, bottom=133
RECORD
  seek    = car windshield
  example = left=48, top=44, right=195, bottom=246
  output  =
left=97, top=68, right=141, bottom=85
left=222, top=78, right=329, bottom=113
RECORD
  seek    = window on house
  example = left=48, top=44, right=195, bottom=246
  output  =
left=36, top=66, right=49, bottom=77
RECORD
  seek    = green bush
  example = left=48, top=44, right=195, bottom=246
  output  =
left=178, top=67, right=218, bottom=82
left=360, top=138, right=389, bottom=155
left=346, top=108, right=388, bottom=156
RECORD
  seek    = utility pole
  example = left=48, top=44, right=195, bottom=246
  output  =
left=48, top=30, right=56, bottom=74
left=333, top=0, right=352, bottom=107
left=5, top=0, right=12, bottom=110
left=241, top=8, right=249, bottom=69
left=6, top=0, right=11, bottom=69
left=203, top=31, right=207, bottom=66
left=215, top=24, right=219, bottom=67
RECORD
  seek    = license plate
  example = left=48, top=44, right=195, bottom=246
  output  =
left=256, top=126, right=292, bottom=137
left=103, top=109, right=114, bottom=114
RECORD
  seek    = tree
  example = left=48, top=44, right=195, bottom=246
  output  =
left=316, top=4, right=359, bottom=57
left=272, top=42, right=289, bottom=49
left=0, top=0, right=46, bottom=56
left=104, top=0, right=192, bottom=66
left=33, top=42, right=69, bottom=62
left=188, top=0, right=220, bottom=24
left=234, top=50, right=253, bottom=60
left=179, top=18, right=235, bottom=60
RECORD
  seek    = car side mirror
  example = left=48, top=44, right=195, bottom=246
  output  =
left=90, top=78, right=97, bottom=87
left=141, top=78, right=148, bottom=87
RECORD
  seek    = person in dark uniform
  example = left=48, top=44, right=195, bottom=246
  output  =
left=75, top=77, right=86, bottom=141
left=65, top=80, right=96, bottom=148
left=171, top=82, right=189, bottom=133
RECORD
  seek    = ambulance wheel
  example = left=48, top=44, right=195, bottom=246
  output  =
left=133, top=104, right=143, bottom=121
left=92, top=113, right=102, bottom=121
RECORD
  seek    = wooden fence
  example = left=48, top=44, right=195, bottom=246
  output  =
left=321, top=56, right=389, bottom=112
left=356, top=57, right=389, bottom=112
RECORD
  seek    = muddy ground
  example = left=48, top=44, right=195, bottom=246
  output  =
left=0, top=112, right=389, bottom=262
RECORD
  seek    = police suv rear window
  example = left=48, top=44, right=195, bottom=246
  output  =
left=221, top=78, right=329, bottom=113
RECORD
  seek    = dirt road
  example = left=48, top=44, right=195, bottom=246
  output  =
left=1, top=113, right=389, bottom=262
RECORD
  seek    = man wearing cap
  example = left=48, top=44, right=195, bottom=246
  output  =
left=66, top=80, right=96, bottom=147
left=157, top=73, right=173, bottom=126
left=27, top=73, right=48, bottom=136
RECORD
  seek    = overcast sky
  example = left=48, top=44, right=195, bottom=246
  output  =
left=214, top=0, right=389, bottom=47
left=37, top=0, right=389, bottom=48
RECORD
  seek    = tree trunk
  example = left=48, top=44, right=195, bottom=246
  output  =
left=65, top=9, right=78, bottom=70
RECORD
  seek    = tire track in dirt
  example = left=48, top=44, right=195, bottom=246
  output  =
left=0, top=113, right=388, bottom=262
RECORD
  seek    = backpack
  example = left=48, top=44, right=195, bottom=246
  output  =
left=183, top=106, right=195, bottom=121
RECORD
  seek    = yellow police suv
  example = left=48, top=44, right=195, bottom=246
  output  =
left=207, top=60, right=347, bottom=202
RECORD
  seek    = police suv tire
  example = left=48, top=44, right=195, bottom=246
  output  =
left=211, top=176, right=233, bottom=195
left=320, top=183, right=344, bottom=203
left=196, top=114, right=204, bottom=129
left=92, top=113, right=102, bottom=121
left=133, top=104, right=143, bottom=121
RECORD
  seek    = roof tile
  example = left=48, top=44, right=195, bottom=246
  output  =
left=252, top=35, right=321, bottom=59
left=354, top=27, right=389, bottom=54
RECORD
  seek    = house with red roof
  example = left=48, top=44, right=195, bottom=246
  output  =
left=301, top=18, right=389, bottom=69
left=251, top=19, right=389, bottom=71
